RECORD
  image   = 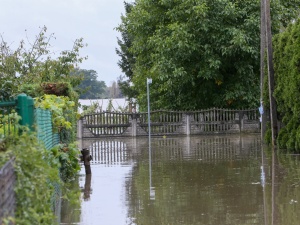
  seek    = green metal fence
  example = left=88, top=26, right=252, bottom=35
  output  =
left=35, top=108, right=59, bottom=150
left=0, top=98, right=18, bottom=136
left=0, top=94, right=59, bottom=149
left=0, top=94, right=62, bottom=223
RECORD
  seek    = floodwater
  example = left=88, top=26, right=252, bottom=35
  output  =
left=60, top=134, right=300, bottom=225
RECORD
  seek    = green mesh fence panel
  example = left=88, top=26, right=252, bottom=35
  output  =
left=35, top=108, right=60, bottom=150
left=35, top=108, right=62, bottom=221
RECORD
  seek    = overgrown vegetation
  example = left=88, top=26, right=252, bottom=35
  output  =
left=0, top=122, right=60, bottom=224
left=0, top=26, right=86, bottom=99
left=273, top=18, right=300, bottom=152
left=0, top=27, right=83, bottom=224
left=116, top=0, right=300, bottom=111
left=35, top=94, right=77, bottom=132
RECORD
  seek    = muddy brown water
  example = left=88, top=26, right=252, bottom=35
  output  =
left=60, top=134, right=300, bottom=225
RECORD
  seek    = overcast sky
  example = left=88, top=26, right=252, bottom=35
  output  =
left=0, top=0, right=129, bottom=86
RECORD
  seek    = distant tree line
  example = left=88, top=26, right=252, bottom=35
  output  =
left=72, top=69, right=123, bottom=99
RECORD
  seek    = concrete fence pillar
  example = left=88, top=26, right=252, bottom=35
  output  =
left=185, top=113, right=191, bottom=136
left=77, top=119, right=83, bottom=139
left=131, top=118, right=137, bottom=137
left=239, top=111, right=244, bottom=132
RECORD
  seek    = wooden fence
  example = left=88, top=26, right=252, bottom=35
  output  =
left=0, top=159, right=15, bottom=225
left=79, top=108, right=260, bottom=138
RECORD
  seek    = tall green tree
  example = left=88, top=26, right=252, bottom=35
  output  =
left=117, top=0, right=300, bottom=111
left=116, top=2, right=138, bottom=100
left=273, top=18, right=300, bottom=151
left=73, top=69, right=107, bottom=99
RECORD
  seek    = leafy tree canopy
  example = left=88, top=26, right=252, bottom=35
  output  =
left=117, top=0, right=300, bottom=111
left=73, top=69, right=107, bottom=99
left=0, top=26, right=87, bottom=99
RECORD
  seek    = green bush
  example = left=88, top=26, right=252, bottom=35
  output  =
left=50, top=143, right=80, bottom=182
left=0, top=110, right=81, bottom=224
left=2, top=133, right=60, bottom=224
left=273, top=18, right=300, bottom=152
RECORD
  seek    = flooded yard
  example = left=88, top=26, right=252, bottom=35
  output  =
left=60, top=134, right=300, bottom=225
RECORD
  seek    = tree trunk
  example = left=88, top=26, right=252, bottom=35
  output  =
left=264, top=0, right=278, bottom=147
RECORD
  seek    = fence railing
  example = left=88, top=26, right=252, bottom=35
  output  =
left=81, top=111, right=131, bottom=136
left=79, top=108, right=260, bottom=138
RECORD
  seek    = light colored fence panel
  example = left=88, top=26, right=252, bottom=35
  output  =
left=81, top=109, right=260, bottom=138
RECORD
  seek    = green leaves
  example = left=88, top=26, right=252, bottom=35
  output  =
left=74, top=69, right=107, bottom=99
left=273, top=18, right=300, bottom=151
left=117, top=0, right=299, bottom=110
left=2, top=132, right=61, bottom=224
left=50, top=143, right=81, bottom=182
left=0, top=26, right=86, bottom=99
left=117, top=0, right=261, bottom=109
left=35, top=94, right=77, bottom=132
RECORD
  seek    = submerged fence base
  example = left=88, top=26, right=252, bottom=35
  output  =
left=78, top=109, right=260, bottom=138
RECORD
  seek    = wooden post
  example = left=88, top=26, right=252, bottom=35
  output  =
left=81, top=148, right=92, bottom=174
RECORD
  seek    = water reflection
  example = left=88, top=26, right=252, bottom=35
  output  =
left=265, top=151, right=300, bottom=225
left=61, top=134, right=300, bottom=225
left=83, top=174, right=92, bottom=201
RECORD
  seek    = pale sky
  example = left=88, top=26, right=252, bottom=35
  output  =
left=0, top=0, right=129, bottom=86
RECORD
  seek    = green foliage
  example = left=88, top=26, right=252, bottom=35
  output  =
left=0, top=113, right=80, bottom=223
left=73, top=69, right=107, bottom=99
left=0, top=26, right=86, bottom=99
left=264, top=122, right=272, bottom=145
left=0, top=25, right=84, bottom=223
left=50, top=143, right=81, bottom=182
left=0, top=80, right=16, bottom=100
left=0, top=111, right=21, bottom=137
left=273, top=18, right=300, bottom=152
left=116, top=2, right=137, bottom=100
left=2, top=133, right=61, bottom=225
left=18, top=83, right=44, bottom=98
left=117, top=0, right=300, bottom=111
left=80, top=101, right=102, bottom=115
left=35, top=94, right=77, bottom=132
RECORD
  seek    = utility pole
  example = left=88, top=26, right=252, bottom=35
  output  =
left=264, top=0, right=278, bottom=147
left=260, top=0, right=267, bottom=141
